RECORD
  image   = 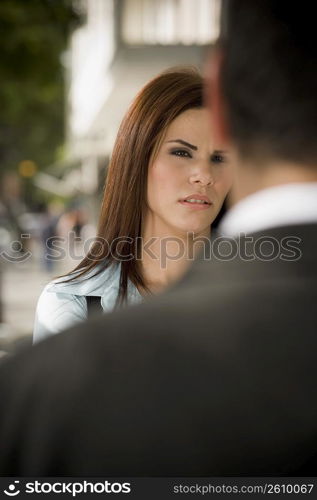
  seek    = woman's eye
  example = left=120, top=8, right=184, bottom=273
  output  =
left=171, top=149, right=191, bottom=158
left=210, top=151, right=226, bottom=164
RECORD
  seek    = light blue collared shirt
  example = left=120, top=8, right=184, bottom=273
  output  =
left=33, top=264, right=143, bottom=343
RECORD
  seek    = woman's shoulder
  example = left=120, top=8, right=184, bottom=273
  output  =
left=33, top=280, right=88, bottom=343
left=33, top=264, right=120, bottom=343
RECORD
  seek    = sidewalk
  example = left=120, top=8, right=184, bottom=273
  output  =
left=2, top=261, right=56, bottom=338
left=1, top=253, right=75, bottom=337
left=0, top=240, right=85, bottom=355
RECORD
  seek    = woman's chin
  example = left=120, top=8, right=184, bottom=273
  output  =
left=173, top=221, right=212, bottom=236
left=172, top=210, right=215, bottom=234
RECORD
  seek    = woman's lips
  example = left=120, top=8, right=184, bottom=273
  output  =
left=178, top=200, right=213, bottom=210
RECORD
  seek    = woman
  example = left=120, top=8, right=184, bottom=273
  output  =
left=34, top=67, right=232, bottom=343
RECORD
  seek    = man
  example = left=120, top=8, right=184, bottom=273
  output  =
left=0, top=1, right=317, bottom=475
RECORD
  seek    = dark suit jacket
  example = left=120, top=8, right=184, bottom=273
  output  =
left=0, top=224, right=316, bottom=476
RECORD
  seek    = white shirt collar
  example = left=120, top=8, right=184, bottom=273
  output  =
left=219, top=182, right=317, bottom=237
left=47, top=263, right=141, bottom=302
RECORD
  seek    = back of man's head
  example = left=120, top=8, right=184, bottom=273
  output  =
left=221, top=1, right=317, bottom=168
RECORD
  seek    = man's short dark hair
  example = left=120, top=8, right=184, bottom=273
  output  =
left=221, top=1, right=317, bottom=167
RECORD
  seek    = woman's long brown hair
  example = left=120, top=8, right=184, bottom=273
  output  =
left=58, top=67, right=204, bottom=306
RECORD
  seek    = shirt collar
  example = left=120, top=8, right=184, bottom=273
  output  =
left=47, top=264, right=123, bottom=297
left=219, top=182, right=317, bottom=237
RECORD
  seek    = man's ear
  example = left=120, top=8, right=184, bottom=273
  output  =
left=204, top=47, right=230, bottom=148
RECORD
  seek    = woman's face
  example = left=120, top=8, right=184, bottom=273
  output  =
left=146, top=108, right=233, bottom=236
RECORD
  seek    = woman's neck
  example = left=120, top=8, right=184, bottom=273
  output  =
left=139, top=217, right=211, bottom=294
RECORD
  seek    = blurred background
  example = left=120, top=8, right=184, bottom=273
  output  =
left=0, top=0, right=220, bottom=355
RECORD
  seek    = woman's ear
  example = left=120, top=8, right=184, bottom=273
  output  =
left=204, top=47, right=230, bottom=149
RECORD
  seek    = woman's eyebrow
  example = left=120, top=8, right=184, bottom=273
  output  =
left=166, top=139, right=198, bottom=151
left=212, top=149, right=227, bottom=155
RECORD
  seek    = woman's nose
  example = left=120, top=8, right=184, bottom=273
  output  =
left=189, top=160, right=214, bottom=186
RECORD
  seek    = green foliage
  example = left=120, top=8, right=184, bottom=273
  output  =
left=0, top=0, right=80, bottom=183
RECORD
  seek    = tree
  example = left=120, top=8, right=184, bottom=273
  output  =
left=0, top=0, right=80, bottom=203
